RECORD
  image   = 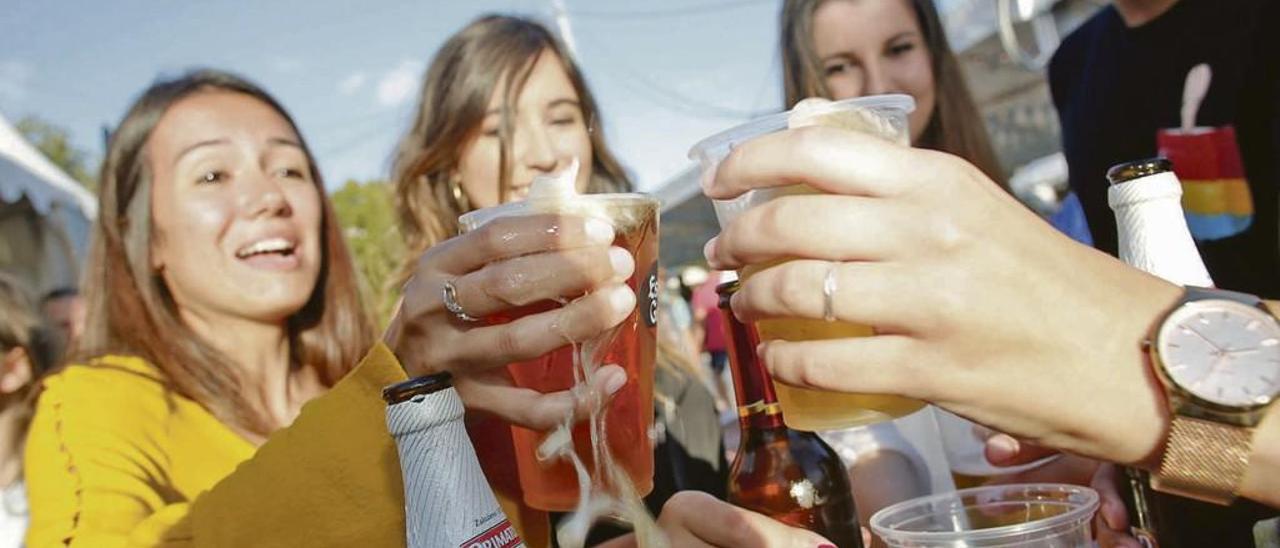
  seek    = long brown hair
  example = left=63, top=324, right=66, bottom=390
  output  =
left=0, top=272, right=50, bottom=461
left=78, top=69, right=375, bottom=436
left=780, top=0, right=1007, bottom=187
left=391, top=14, right=631, bottom=285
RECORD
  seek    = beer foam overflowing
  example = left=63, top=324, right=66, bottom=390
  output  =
left=524, top=159, right=653, bottom=234
left=787, top=97, right=909, bottom=145
left=537, top=246, right=666, bottom=548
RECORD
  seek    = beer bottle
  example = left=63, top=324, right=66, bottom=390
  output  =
left=384, top=373, right=524, bottom=548
left=718, top=281, right=864, bottom=548
left=1108, top=157, right=1275, bottom=548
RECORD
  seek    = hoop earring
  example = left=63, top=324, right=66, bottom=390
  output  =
left=448, top=176, right=471, bottom=212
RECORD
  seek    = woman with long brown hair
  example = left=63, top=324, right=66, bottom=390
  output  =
left=21, top=66, right=828, bottom=548
left=392, top=16, right=629, bottom=266
left=776, top=0, right=1018, bottom=524
left=391, top=14, right=736, bottom=545
left=780, top=0, right=1006, bottom=187
left=20, top=68, right=640, bottom=547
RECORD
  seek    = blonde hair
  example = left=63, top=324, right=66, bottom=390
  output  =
left=779, top=0, right=1007, bottom=188
left=391, top=15, right=631, bottom=285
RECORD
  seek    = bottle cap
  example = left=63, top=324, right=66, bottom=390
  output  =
left=383, top=372, right=455, bottom=405
left=1107, top=157, right=1173, bottom=185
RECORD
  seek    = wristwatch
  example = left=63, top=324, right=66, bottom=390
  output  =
left=1145, top=286, right=1280, bottom=504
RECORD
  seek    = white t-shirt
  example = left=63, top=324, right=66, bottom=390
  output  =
left=819, top=406, right=956, bottom=518
left=0, top=480, right=26, bottom=548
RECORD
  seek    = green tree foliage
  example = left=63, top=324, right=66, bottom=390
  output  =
left=15, top=116, right=97, bottom=191
left=330, top=179, right=405, bottom=325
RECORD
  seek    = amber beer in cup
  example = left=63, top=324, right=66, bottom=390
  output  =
left=459, top=194, right=659, bottom=512
left=690, top=95, right=924, bottom=431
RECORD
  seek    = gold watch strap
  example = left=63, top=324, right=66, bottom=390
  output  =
left=1152, top=416, right=1252, bottom=505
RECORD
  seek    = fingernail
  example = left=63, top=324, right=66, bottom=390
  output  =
left=603, top=368, right=627, bottom=395
left=608, top=247, right=634, bottom=279
left=702, top=237, right=718, bottom=264
left=755, top=342, right=772, bottom=366
left=817, top=544, right=836, bottom=548
left=698, top=164, right=718, bottom=191
left=608, top=284, right=635, bottom=314
left=987, top=434, right=1019, bottom=461
left=585, top=218, right=615, bottom=245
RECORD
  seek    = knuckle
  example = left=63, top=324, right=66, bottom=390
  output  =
left=658, top=491, right=698, bottom=525
left=792, top=350, right=827, bottom=388
left=477, top=222, right=508, bottom=258
left=773, top=264, right=813, bottom=316
left=755, top=200, right=788, bottom=239
left=580, top=247, right=614, bottom=283
left=719, top=218, right=753, bottom=264
left=792, top=126, right=832, bottom=157
left=717, top=510, right=755, bottom=546
left=564, top=295, right=612, bottom=340
left=926, top=273, right=966, bottom=328
left=480, top=264, right=524, bottom=305
left=547, top=214, right=575, bottom=246
left=930, top=216, right=971, bottom=253
left=495, top=325, right=525, bottom=358
left=662, top=490, right=699, bottom=512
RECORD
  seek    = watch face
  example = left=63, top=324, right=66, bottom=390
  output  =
left=1156, top=299, right=1280, bottom=408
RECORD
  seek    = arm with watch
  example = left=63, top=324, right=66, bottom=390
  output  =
left=698, top=125, right=1280, bottom=509
left=1140, top=287, right=1280, bottom=507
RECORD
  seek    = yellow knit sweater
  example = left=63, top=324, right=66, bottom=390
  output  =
left=23, top=342, right=549, bottom=547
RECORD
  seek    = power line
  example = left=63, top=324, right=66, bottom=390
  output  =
left=569, top=0, right=776, bottom=19
left=574, top=26, right=775, bottom=120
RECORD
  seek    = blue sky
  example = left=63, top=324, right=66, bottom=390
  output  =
left=0, top=0, right=789, bottom=192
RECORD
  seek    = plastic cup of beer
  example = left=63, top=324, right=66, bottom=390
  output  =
left=870, top=483, right=1099, bottom=547
left=689, top=94, right=922, bottom=431
left=458, top=192, right=660, bottom=512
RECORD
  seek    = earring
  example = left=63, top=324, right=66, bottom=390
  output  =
left=448, top=175, right=470, bottom=211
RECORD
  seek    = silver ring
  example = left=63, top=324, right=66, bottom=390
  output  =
left=822, top=263, right=838, bottom=322
left=442, top=279, right=480, bottom=322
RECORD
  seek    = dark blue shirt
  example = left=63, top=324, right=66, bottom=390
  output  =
left=1050, top=0, right=1280, bottom=297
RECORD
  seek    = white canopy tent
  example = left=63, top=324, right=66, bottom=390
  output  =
left=0, top=113, right=96, bottom=296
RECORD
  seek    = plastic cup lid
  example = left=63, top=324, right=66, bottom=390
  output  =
left=687, top=93, right=915, bottom=166
left=457, top=193, right=658, bottom=233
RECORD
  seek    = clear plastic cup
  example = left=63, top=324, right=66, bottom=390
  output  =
left=870, top=483, right=1099, bottom=547
left=688, top=94, right=921, bottom=431
left=458, top=193, right=660, bottom=511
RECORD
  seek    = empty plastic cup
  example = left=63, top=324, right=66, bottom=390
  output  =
left=870, top=483, right=1099, bottom=547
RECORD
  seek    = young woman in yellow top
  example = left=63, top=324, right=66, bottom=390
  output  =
left=22, top=69, right=832, bottom=547
left=19, top=67, right=634, bottom=547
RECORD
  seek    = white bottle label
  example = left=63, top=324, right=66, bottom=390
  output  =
left=387, top=388, right=524, bottom=548
left=1109, top=171, right=1214, bottom=286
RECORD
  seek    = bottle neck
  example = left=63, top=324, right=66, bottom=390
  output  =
left=720, top=304, right=786, bottom=430
left=1108, top=171, right=1215, bottom=287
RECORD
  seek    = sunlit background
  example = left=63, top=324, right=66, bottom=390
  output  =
left=1, top=0, right=1104, bottom=316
